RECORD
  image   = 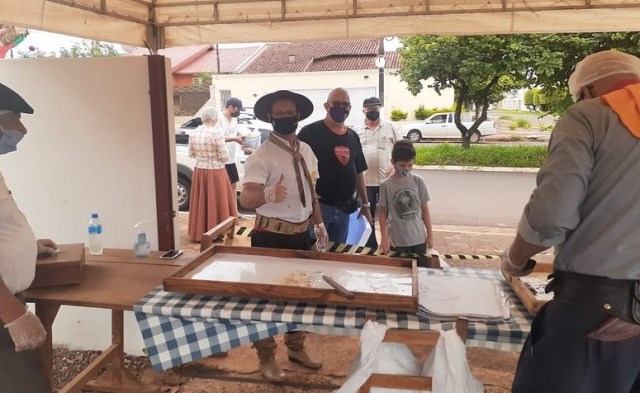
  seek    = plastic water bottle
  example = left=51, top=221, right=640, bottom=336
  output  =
left=88, top=213, right=104, bottom=255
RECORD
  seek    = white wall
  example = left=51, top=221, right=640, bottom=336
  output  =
left=0, top=56, right=176, bottom=354
left=209, top=70, right=454, bottom=121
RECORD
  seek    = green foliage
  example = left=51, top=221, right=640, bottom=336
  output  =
left=498, top=115, right=513, bottom=120
left=539, top=124, right=555, bottom=132
left=415, top=144, right=547, bottom=168
left=193, top=72, right=213, bottom=86
left=515, top=119, right=531, bottom=128
left=509, top=135, right=525, bottom=141
left=17, top=40, right=121, bottom=58
left=496, top=109, right=539, bottom=115
left=414, top=105, right=456, bottom=120
left=399, top=32, right=640, bottom=118
left=391, top=109, right=408, bottom=121
left=398, top=34, right=539, bottom=147
left=524, top=90, right=536, bottom=107
left=414, top=105, right=430, bottom=120
left=509, top=124, right=517, bottom=130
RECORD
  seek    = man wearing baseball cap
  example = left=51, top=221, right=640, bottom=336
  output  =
left=0, top=83, right=58, bottom=392
left=240, top=90, right=327, bottom=382
left=503, top=50, right=640, bottom=392
left=354, top=96, right=401, bottom=249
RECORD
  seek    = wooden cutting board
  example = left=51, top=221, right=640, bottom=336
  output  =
left=30, top=243, right=85, bottom=288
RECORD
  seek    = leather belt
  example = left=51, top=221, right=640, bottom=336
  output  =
left=254, top=213, right=311, bottom=235
left=547, top=270, right=639, bottom=324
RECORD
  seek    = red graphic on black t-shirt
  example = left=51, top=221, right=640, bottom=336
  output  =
left=334, top=146, right=350, bottom=165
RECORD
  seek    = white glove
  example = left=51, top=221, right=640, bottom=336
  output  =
left=264, top=174, right=287, bottom=204
left=500, top=248, right=536, bottom=279
left=314, top=223, right=328, bottom=252
left=4, top=309, right=46, bottom=352
left=37, top=238, right=58, bottom=256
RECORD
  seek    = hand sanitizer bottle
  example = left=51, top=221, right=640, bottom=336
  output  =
left=133, top=221, right=152, bottom=257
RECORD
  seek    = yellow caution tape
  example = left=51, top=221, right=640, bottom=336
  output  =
left=231, top=225, right=500, bottom=260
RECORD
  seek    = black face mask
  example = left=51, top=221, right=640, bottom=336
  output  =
left=231, top=110, right=240, bottom=118
left=365, top=111, right=380, bottom=121
left=271, top=116, right=299, bottom=135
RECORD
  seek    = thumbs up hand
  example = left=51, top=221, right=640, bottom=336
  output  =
left=264, top=174, right=288, bottom=203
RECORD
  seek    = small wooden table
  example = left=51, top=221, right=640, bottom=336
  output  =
left=24, top=248, right=196, bottom=393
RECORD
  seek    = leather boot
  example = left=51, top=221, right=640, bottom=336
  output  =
left=253, top=338, right=286, bottom=383
left=285, top=331, right=323, bottom=370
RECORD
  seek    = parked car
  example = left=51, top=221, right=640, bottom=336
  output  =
left=176, top=142, right=196, bottom=211
left=398, top=112, right=497, bottom=143
left=177, top=108, right=272, bottom=143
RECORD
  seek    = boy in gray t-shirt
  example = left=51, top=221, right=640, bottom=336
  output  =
left=378, top=140, right=433, bottom=256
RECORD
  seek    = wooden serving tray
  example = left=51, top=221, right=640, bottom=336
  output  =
left=30, top=243, right=85, bottom=288
left=164, top=245, right=418, bottom=312
left=508, top=262, right=553, bottom=315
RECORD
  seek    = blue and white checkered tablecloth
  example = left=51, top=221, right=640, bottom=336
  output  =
left=134, top=267, right=533, bottom=371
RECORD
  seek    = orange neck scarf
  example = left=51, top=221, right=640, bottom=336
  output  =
left=601, top=82, right=640, bottom=138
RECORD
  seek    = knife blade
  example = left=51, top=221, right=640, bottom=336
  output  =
left=321, top=274, right=355, bottom=300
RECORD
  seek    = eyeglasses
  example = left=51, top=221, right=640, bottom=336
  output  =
left=329, top=101, right=351, bottom=108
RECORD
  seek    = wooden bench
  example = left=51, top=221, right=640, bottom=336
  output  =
left=200, top=216, right=237, bottom=251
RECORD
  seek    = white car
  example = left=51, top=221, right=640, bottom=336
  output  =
left=398, top=112, right=497, bottom=143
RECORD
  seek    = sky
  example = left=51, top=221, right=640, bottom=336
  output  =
left=10, top=30, right=401, bottom=57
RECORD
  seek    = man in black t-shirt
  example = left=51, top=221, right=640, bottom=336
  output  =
left=298, top=88, right=373, bottom=244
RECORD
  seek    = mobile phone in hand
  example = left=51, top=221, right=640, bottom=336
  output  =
left=160, top=249, right=183, bottom=259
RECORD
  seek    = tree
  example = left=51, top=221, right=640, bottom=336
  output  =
left=526, top=33, right=640, bottom=115
left=17, top=40, right=121, bottom=58
left=397, top=35, right=539, bottom=147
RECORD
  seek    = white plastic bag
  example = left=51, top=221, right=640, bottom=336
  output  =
left=337, top=321, right=424, bottom=393
left=336, top=321, right=483, bottom=393
left=422, top=330, right=484, bottom=393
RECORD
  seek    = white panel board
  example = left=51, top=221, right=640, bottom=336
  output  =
left=0, top=56, right=161, bottom=250
left=1, top=56, right=177, bottom=354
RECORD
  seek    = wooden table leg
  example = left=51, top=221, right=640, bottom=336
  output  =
left=35, top=300, right=61, bottom=389
left=84, top=310, right=160, bottom=393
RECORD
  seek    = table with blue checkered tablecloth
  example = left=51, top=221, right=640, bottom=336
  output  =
left=133, top=267, right=533, bottom=371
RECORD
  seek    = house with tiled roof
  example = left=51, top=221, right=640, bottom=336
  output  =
left=128, top=44, right=263, bottom=115
left=209, top=38, right=453, bottom=123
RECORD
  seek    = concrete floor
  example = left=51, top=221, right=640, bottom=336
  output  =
left=171, top=212, right=533, bottom=393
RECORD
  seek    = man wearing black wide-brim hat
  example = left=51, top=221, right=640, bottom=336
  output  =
left=240, top=90, right=327, bottom=382
left=0, top=82, right=57, bottom=392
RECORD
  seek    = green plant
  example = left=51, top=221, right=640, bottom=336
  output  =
left=498, top=115, right=513, bottom=121
left=509, top=135, right=525, bottom=141
left=509, top=124, right=517, bottom=130
left=391, top=109, right=408, bottom=121
left=414, top=105, right=430, bottom=120
left=539, top=124, right=555, bottom=132
left=415, top=144, right=546, bottom=168
left=515, top=118, right=531, bottom=128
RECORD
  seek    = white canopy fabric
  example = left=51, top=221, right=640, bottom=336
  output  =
left=2, top=0, right=640, bottom=49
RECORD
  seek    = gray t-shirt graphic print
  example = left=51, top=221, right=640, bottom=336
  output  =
left=379, top=174, right=430, bottom=247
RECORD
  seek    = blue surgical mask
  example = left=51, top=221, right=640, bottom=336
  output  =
left=396, top=167, right=410, bottom=177
left=0, top=130, right=25, bottom=155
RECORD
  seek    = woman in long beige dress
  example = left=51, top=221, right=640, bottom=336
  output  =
left=187, top=106, right=238, bottom=241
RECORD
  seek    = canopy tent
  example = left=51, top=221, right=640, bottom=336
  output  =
left=1, top=0, right=640, bottom=49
